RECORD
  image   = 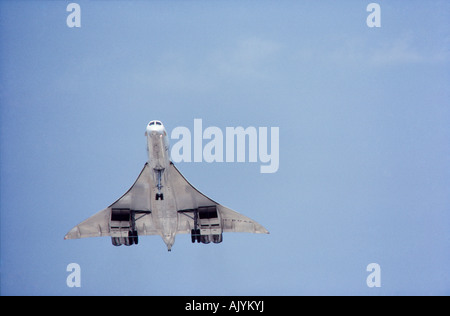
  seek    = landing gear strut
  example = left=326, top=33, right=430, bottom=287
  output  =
left=190, top=209, right=200, bottom=243
left=154, top=169, right=164, bottom=200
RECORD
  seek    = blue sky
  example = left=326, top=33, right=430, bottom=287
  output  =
left=1, top=0, right=449, bottom=295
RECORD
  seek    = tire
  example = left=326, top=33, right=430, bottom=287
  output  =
left=130, top=230, right=138, bottom=245
left=191, top=229, right=196, bottom=243
left=112, top=237, right=121, bottom=246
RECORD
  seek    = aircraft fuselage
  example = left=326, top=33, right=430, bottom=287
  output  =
left=145, top=120, right=177, bottom=250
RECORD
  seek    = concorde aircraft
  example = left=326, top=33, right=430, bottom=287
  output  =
left=64, top=120, right=269, bottom=251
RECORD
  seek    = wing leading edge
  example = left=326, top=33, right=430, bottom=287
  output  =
left=64, top=164, right=159, bottom=240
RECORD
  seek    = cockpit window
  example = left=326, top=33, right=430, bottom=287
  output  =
left=149, top=121, right=155, bottom=126
left=156, top=121, right=162, bottom=125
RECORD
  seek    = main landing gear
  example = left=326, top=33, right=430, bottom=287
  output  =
left=191, top=229, right=201, bottom=243
left=183, top=207, right=223, bottom=244
left=110, top=209, right=150, bottom=247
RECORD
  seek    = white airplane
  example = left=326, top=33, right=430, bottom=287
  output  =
left=65, top=120, right=269, bottom=251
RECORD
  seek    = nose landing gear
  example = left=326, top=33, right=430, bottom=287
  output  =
left=154, top=169, right=164, bottom=200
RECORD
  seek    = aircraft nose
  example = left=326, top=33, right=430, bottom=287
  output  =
left=149, top=127, right=163, bottom=135
left=146, top=121, right=165, bottom=135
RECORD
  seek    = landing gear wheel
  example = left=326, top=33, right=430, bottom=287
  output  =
left=191, top=229, right=202, bottom=243
left=126, top=230, right=138, bottom=245
left=196, top=229, right=201, bottom=243
left=129, top=230, right=139, bottom=245
left=191, top=229, right=196, bottom=243
left=155, top=193, right=164, bottom=200
left=111, top=237, right=121, bottom=246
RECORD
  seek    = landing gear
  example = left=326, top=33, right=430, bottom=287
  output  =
left=111, top=230, right=138, bottom=246
left=110, top=209, right=149, bottom=247
left=129, top=229, right=139, bottom=245
left=180, top=208, right=223, bottom=245
left=191, top=229, right=201, bottom=243
left=154, top=169, right=164, bottom=201
left=191, top=210, right=200, bottom=243
left=189, top=210, right=206, bottom=243
left=112, top=237, right=121, bottom=246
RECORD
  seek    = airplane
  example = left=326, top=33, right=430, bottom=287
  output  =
left=64, top=120, right=269, bottom=251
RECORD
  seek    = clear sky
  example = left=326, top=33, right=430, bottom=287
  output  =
left=1, top=0, right=449, bottom=295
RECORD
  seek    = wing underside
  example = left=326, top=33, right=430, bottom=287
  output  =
left=169, top=163, right=269, bottom=235
left=65, top=163, right=268, bottom=243
left=64, top=164, right=158, bottom=240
